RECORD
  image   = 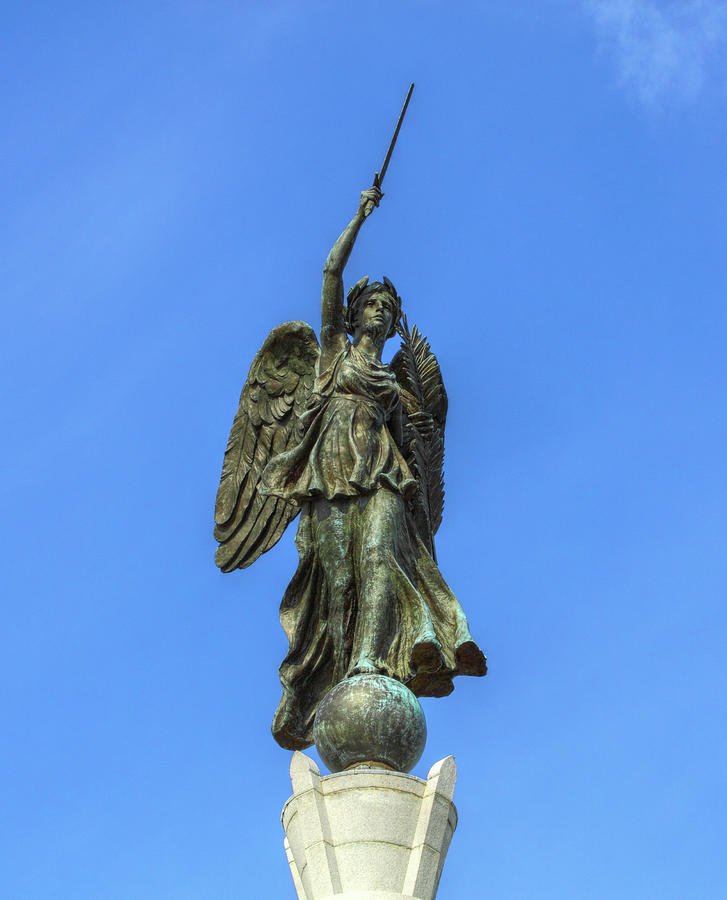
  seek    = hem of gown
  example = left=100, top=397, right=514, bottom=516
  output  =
left=272, top=724, right=314, bottom=752
left=272, top=640, right=488, bottom=750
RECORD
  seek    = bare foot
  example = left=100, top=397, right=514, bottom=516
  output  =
left=348, top=657, right=384, bottom=677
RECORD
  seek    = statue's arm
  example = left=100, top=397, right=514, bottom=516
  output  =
left=320, top=187, right=381, bottom=369
left=388, top=401, right=405, bottom=452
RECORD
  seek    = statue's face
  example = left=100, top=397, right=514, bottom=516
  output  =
left=358, top=292, right=395, bottom=342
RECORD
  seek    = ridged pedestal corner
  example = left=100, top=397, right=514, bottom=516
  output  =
left=282, top=751, right=458, bottom=900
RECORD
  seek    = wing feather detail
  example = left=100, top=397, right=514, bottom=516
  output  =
left=390, top=315, right=448, bottom=561
left=214, top=321, right=319, bottom=572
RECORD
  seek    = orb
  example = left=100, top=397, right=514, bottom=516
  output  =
left=313, top=674, right=427, bottom=773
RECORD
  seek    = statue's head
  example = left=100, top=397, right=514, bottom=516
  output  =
left=345, top=276, right=402, bottom=344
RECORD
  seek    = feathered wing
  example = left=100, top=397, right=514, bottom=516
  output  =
left=214, top=321, right=319, bottom=572
left=390, top=315, right=448, bottom=561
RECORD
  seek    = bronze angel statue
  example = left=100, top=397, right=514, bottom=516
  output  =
left=214, top=186, right=487, bottom=750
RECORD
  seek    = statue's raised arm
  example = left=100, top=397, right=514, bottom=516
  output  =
left=320, top=186, right=382, bottom=370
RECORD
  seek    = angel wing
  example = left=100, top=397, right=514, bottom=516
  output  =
left=214, top=321, right=320, bottom=572
left=390, top=315, right=448, bottom=562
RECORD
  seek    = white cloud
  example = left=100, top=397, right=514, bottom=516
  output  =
left=584, top=0, right=727, bottom=104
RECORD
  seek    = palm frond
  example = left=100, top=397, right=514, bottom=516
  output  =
left=391, top=316, right=448, bottom=559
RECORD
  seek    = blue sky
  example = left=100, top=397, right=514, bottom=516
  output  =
left=2, top=1, right=726, bottom=897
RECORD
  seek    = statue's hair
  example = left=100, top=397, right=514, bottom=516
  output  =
left=345, top=276, right=402, bottom=339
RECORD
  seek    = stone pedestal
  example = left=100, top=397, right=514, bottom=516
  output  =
left=281, top=751, right=458, bottom=900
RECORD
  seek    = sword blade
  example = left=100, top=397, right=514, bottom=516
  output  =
left=375, top=82, right=414, bottom=188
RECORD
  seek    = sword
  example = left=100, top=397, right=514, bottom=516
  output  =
left=363, top=82, right=414, bottom=215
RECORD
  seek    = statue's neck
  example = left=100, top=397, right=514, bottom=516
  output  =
left=353, top=334, right=383, bottom=362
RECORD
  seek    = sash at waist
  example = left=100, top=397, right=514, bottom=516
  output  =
left=331, top=392, right=374, bottom=403
left=329, top=392, right=385, bottom=418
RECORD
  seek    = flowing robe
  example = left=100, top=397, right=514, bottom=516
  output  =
left=260, top=342, right=486, bottom=750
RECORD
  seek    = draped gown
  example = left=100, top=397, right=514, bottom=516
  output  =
left=260, top=341, right=487, bottom=750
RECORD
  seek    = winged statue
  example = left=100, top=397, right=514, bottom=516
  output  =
left=214, top=186, right=487, bottom=750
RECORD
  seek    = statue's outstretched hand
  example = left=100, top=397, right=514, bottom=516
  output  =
left=360, top=186, right=383, bottom=218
